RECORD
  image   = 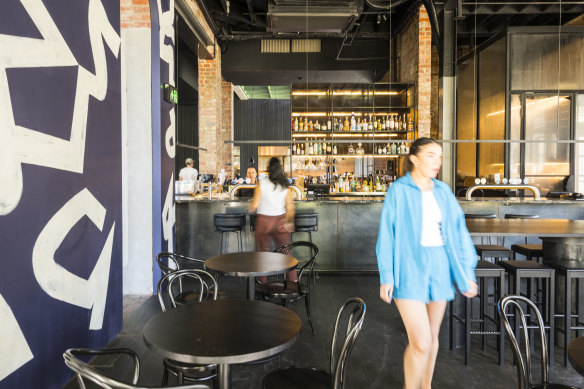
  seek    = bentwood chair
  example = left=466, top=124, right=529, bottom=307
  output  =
left=63, top=348, right=210, bottom=389
left=156, top=270, right=218, bottom=385
left=156, top=252, right=205, bottom=276
left=257, top=241, right=319, bottom=334
left=498, top=296, right=579, bottom=389
left=262, top=297, right=366, bottom=389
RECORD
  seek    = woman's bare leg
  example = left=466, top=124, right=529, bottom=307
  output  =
left=395, top=299, right=433, bottom=389
left=421, top=301, right=447, bottom=389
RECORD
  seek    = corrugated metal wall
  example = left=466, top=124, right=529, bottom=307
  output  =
left=234, top=98, right=291, bottom=175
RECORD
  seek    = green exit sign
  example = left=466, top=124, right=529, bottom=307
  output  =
left=163, top=84, right=178, bottom=104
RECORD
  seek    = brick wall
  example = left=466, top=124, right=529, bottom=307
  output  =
left=221, top=81, right=234, bottom=177
left=431, top=45, right=439, bottom=139
left=417, top=6, right=432, bottom=138
left=121, top=0, right=151, bottom=29
left=198, top=50, right=223, bottom=175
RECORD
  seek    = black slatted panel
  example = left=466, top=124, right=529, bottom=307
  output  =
left=234, top=98, right=291, bottom=175
left=176, top=100, right=198, bottom=175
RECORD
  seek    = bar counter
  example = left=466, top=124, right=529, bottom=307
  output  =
left=175, top=196, right=584, bottom=271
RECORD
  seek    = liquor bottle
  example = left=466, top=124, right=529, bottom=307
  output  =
left=368, top=115, right=373, bottom=131
left=304, top=142, right=309, bottom=155
left=383, top=144, right=388, bottom=154
left=318, top=143, right=322, bottom=155
left=327, top=143, right=332, bottom=154
left=308, top=120, right=314, bottom=132
left=338, top=175, right=344, bottom=192
left=309, top=142, right=313, bottom=155
left=376, top=176, right=381, bottom=192
left=333, top=144, right=338, bottom=155
left=294, top=117, right=298, bottom=131
left=378, top=117, right=383, bottom=131
left=407, top=115, right=414, bottom=131
left=348, top=144, right=355, bottom=154
left=304, top=118, right=309, bottom=131
left=384, top=116, right=389, bottom=130
left=292, top=143, right=297, bottom=155
left=343, top=116, right=349, bottom=132
left=396, top=116, right=401, bottom=131
left=402, top=115, right=407, bottom=131
left=314, top=120, right=320, bottom=131
left=373, top=116, right=378, bottom=131
left=391, top=142, right=397, bottom=155
left=327, top=116, right=332, bottom=131
left=377, top=144, right=382, bottom=154
left=351, top=113, right=356, bottom=131
left=389, top=115, right=395, bottom=130
left=405, top=142, right=410, bottom=154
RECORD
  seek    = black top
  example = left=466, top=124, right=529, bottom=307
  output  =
left=205, top=251, right=298, bottom=277
left=143, top=299, right=301, bottom=365
left=466, top=219, right=584, bottom=237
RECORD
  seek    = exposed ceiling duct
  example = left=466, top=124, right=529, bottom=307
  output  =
left=266, top=0, right=364, bottom=33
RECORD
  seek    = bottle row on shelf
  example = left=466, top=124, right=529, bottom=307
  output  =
left=292, top=142, right=411, bottom=156
left=304, top=174, right=395, bottom=193
left=292, top=113, right=413, bottom=132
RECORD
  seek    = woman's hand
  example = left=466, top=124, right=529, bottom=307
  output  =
left=462, top=281, right=478, bottom=298
left=379, top=284, right=394, bottom=304
left=283, top=222, right=295, bottom=233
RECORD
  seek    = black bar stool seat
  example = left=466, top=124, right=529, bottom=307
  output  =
left=545, top=260, right=584, bottom=366
left=498, top=260, right=556, bottom=365
left=450, top=260, right=505, bottom=365
left=474, top=245, right=514, bottom=263
left=511, top=243, right=543, bottom=261
left=293, top=213, right=318, bottom=243
left=214, top=213, right=247, bottom=253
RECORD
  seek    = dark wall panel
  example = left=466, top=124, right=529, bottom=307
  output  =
left=0, top=1, right=122, bottom=387
left=234, top=98, right=291, bottom=174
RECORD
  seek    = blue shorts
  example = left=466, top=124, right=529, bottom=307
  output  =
left=393, top=246, right=455, bottom=303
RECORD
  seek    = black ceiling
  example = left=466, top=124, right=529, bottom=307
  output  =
left=195, top=0, right=584, bottom=85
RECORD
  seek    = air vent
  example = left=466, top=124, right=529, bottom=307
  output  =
left=291, top=39, right=321, bottom=53
left=261, top=39, right=290, bottom=53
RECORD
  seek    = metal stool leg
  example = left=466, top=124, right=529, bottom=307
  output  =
left=498, top=270, right=505, bottom=365
left=549, top=275, right=555, bottom=366
left=565, top=272, right=572, bottom=366
left=465, top=295, right=471, bottom=365
left=481, top=278, right=487, bottom=351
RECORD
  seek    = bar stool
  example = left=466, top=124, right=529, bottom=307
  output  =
left=545, top=260, right=584, bottom=366
left=498, top=260, right=556, bottom=365
left=504, top=214, right=543, bottom=262
left=213, top=213, right=246, bottom=254
left=449, top=260, right=505, bottom=365
left=293, top=213, right=318, bottom=243
left=249, top=214, right=257, bottom=250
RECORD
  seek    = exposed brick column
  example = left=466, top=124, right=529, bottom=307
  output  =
left=431, top=46, right=439, bottom=139
left=120, top=0, right=151, bottom=28
left=417, top=6, right=432, bottom=138
left=221, top=81, right=234, bottom=177
left=198, top=50, right=222, bottom=175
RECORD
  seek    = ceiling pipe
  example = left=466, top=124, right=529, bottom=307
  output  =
left=421, top=0, right=442, bottom=57
left=245, top=0, right=257, bottom=25
left=365, top=0, right=410, bottom=10
left=219, top=31, right=392, bottom=40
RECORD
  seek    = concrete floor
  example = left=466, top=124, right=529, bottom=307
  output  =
left=64, top=274, right=584, bottom=389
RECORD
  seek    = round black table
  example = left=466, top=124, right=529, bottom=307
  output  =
left=568, top=336, right=584, bottom=375
left=143, top=299, right=302, bottom=389
left=205, top=251, right=298, bottom=300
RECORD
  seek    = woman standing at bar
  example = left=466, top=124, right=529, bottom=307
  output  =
left=376, top=137, right=478, bottom=389
left=249, top=157, right=296, bottom=282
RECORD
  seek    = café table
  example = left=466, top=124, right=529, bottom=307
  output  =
left=568, top=336, right=584, bottom=375
left=205, top=251, right=298, bottom=300
left=143, top=299, right=302, bottom=389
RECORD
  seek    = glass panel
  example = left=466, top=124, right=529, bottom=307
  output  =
left=509, top=94, right=522, bottom=178
left=456, top=57, right=477, bottom=186
left=524, top=95, right=571, bottom=177
left=510, top=32, right=584, bottom=91
left=478, top=38, right=506, bottom=179
left=575, top=94, right=584, bottom=193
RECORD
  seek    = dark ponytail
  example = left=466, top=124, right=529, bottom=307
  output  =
left=268, top=157, right=290, bottom=189
left=403, top=137, right=441, bottom=172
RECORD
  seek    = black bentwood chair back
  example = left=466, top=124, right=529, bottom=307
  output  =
left=156, top=270, right=218, bottom=385
left=157, top=269, right=218, bottom=312
left=498, top=296, right=579, bottom=389
left=63, top=348, right=211, bottom=389
left=258, top=241, right=319, bottom=334
left=262, top=297, right=366, bottom=389
left=156, top=252, right=205, bottom=276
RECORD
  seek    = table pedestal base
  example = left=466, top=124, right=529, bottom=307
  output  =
left=218, top=364, right=231, bottom=389
left=247, top=276, right=256, bottom=300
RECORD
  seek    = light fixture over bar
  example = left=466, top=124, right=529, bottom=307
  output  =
left=292, top=90, right=400, bottom=96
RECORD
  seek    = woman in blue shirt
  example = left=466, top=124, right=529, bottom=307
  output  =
left=377, top=137, right=478, bottom=389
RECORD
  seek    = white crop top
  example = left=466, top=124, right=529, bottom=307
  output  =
left=257, top=177, right=288, bottom=216
left=420, top=191, right=444, bottom=247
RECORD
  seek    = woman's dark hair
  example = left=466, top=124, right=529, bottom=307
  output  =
left=267, top=157, right=290, bottom=189
left=403, top=137, right=441, bottom=172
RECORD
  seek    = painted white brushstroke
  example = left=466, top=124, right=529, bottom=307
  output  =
left=162, top=173, right=175, bottom=251
left=0, top=0, right=120, bottom=215
left=159, top=0, right=176, bottom=160
left=0, top=294, right=34, bottom=380
left=32, top=188, right=115, bottom=330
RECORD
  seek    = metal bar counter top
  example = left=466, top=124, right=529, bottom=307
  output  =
left=176, top=197, right=584, bottom=271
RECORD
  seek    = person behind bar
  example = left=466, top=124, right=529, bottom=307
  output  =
left=249, top=157, right=296, bottom=283
left=237, top=165, right=258, bottom=198
left=376, top=137, right=478, bottom=389
left=178, top=158, right=198, bottom=181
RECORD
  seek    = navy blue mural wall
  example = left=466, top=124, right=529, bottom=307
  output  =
left=0, top=1, right=122, bottom=388
left=150, top=0, right=176, bottom=291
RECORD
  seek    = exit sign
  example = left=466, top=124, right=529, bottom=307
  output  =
left=163, top=84, right=178, bottom=104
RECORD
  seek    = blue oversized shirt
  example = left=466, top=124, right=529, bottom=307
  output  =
left=376, top=173, right=477, bottom=293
